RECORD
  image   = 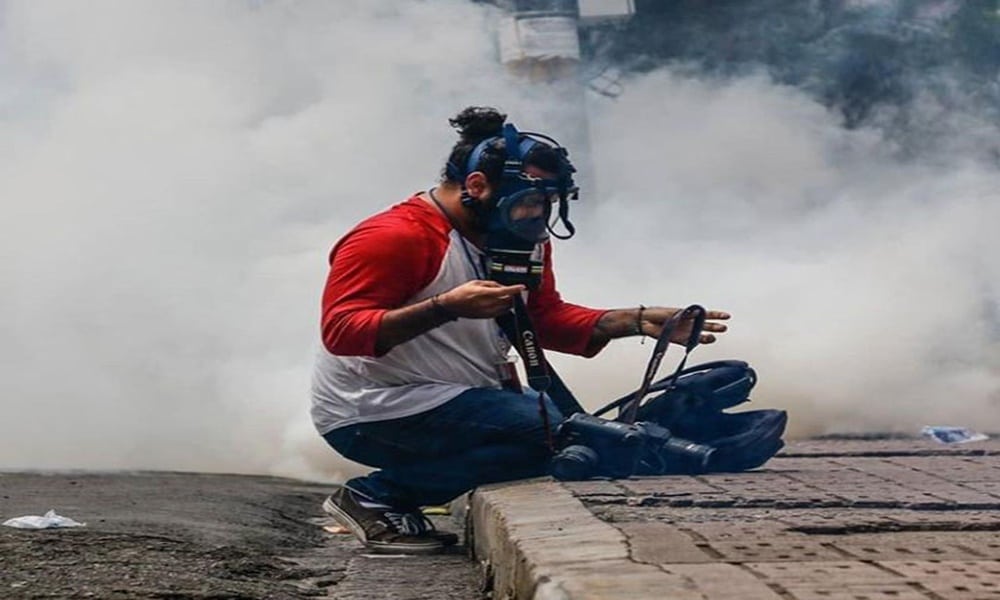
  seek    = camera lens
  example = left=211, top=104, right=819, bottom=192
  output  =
left=661, top=438, right=716, bottom=470
left=551, top=445, right=600, bottom=481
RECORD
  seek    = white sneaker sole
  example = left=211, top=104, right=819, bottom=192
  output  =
left=322, top=496, right=443, bottom=555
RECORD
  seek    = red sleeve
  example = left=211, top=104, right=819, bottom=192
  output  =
left=527, top=242, right=608, bottom=357
left=320, top=209, right=447, bottom=357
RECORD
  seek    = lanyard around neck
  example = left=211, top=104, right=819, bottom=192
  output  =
left=428, top=187, right=487, bottom=279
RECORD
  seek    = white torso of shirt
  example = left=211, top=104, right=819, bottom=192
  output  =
left=310, top=230, right=540, bottom=434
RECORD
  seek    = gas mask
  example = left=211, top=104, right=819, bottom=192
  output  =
left=449, top=123, right=579, bottom=290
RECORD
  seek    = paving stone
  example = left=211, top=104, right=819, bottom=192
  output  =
left=538, top=562, right=704, bottom=600
left=879, top=559, right=1000, bottom=579
left=612, top=521, right=715, bottom=564
left=885, top=509, right=1000, bottom=530
left=619, top=476, right=724, bottom=499
left=766, top=457, right=848, bottom=471
left=827, top=532, right=986, bottom=561
left=833, top=457, right=924, bottom=477
left=878, top=560, right=1000, bottom=599
left=961, top=481, right=1000, bottom=498
left=919, top=580, right=1000, bottom=599
left=560, top=480, right=627, bottom=498
left=705, top=539, right=848, bottom=562
left=953, top=532, right=1000, bottom=559
left=694, top=473, right=839, bottom=507
left=744, top=561, right=903, bottom=585
left=779, top=439, right=1000, bottom=457
left=657, top=564, right=784, bottom=599
left=837, top=459, right=1000, bottom=506
left=775, top=510, right=900, bottom=532
left=820, top=482, right=938, bottom=508
left=780, top=583, right=932, bottom=600
left=767, top=508, right=1000, bottom=533
left=832, top=458, right=945, bottom=487
left=781, top=471, right=880, bottom=489
left=892, top=456, right=1000, bottom=483
left=680, top=521, right=801, bottom=542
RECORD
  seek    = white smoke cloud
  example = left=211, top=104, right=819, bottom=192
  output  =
left=0, top=0, right=540, bottom=478
left=553, top=69, right=1000, bottom=437
left=2, top=1, right=998, bottom=481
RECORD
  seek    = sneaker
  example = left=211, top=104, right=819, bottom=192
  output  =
left=414, top=509, right=459, bottom=547
left=322, top=486, right=444, bottom=554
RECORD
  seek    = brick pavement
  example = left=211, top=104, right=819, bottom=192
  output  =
left=470, top=438, right=1000, bottom=599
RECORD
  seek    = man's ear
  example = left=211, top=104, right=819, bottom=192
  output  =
left=465, top=172, right=491, bottom=199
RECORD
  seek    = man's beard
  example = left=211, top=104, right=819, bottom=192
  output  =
left=463, top=194, right=492, bottom=234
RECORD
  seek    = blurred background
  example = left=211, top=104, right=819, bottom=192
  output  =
left=2, top=0, right=998, bottom=480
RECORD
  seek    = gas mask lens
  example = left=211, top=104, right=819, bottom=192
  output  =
left=502, top=189, right=556, bottom=242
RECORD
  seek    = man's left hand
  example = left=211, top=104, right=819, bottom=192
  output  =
left=640, top=307, right=730, bottom=345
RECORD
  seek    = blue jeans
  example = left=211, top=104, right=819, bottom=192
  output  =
left=322, top=387, right=564, bottom=509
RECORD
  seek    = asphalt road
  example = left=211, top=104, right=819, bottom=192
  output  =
left=0, top=472, right=481, bottom=599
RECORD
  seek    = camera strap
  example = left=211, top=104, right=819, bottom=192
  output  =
left=495, top=296, right=585, bottom=414
left=495, top=296, right=587, bottom=451
left=503, top=294, right=550, bottom=393
left=616, top=305, right=707, bottom=425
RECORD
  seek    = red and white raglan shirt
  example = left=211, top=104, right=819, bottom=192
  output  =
left=311, top=194, right=609, bottom=435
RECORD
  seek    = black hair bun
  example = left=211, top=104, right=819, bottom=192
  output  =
left=449, top=106, right=506, bottom=142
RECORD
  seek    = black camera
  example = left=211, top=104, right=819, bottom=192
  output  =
left=486, top=248, right=543, bottom=290
left=551, top=413, right=716, bottom=481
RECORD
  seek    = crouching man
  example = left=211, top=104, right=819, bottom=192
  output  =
left=310, top=107, right=730, bottom=554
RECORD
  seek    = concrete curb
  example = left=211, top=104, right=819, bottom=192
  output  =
left=467, top=444, right=1000, bottom=600
left=469, top=479, right=695, bottom=600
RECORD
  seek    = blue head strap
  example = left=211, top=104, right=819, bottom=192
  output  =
left=457, top=123, right=538, bottom=181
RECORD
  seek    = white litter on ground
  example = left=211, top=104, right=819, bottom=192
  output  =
left=921, top=426, right=989, bottom=444
left=2, top=510, right=86, bottom=529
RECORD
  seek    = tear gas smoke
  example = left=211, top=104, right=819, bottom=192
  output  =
left=0, top=0, right=531, bottom=479
left=559, top=0, right=1000, bottom=436
left=1, top=1, right=998, bottom=480
left=556, top=70, right=1000, bottom=438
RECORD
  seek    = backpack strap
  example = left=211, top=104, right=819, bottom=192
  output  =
left=616, top=305, right=706, bottom=424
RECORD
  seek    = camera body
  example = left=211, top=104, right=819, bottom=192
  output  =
left=551, top=413, right=716, bottom=481
left=486, top=248, right=543, bottom=290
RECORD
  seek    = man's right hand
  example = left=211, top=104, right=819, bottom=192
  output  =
left=437, top=280, right=526, bottom=319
